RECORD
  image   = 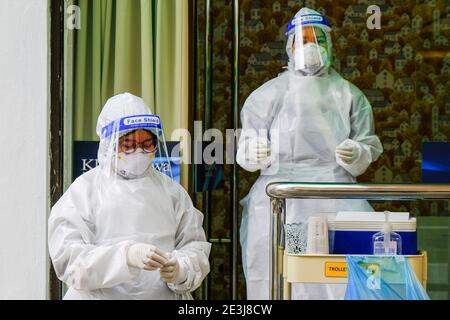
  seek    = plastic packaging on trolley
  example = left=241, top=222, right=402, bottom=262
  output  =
left=344, top=255, right=430, bottom=300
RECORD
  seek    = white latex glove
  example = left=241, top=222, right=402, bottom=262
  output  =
left=126, top=243, right=169, bottom=271
left=335, top=141, right=359, bottom=165
left=159, top=255, right=187, bottom=285
left=247, top=137, right=272, bottom=165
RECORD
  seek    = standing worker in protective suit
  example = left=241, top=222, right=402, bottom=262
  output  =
left=237, top=8, right=383, bottom=300
left=48, top=93, right=211, bottom=300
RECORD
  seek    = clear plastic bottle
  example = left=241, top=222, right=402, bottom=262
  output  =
left=372, top=211, right=402, bottom=255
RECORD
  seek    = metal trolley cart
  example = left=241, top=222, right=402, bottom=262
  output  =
left=266, top=183, right=450, bottom=300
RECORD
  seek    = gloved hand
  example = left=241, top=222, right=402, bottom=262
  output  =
left=335, top=140, right=360, bottom=165
left=126, top=243, right=169, bottom=270
left=247, top=137, right=272, bottom=165
left=159, top=255, right=187, bottom=285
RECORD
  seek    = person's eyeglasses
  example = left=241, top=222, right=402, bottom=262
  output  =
left=118, top=139, right=158, bottom=154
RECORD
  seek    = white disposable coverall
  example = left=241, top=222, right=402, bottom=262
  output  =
left=48, top=93, right=211, bottom=300
left=237, top=55, right=383, bottom=299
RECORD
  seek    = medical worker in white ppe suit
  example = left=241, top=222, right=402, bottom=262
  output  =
left=237, top=8, right=383, bottom=300
left=48, top=93, right=211, bottom=300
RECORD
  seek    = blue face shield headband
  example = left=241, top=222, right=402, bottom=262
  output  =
left=101, top=114, right=162, bottom=140
left=285, top=14, right=332, bottom=37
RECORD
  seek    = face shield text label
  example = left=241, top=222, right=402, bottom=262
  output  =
left=123, top=116, right=160, bottom=126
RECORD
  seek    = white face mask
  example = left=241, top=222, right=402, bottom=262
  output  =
left=115, top=151, right=155, bottom=179
left=303, top=43, right=329, bottom=74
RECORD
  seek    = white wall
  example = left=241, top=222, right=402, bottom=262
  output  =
left=0, top=0, right=49, bottom=299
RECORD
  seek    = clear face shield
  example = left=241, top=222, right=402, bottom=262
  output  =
left=286, top=14, right=333, bottom=75
left=100, top=114, right=173, bottom=180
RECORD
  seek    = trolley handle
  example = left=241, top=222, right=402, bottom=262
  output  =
left=266, top=183, right=450, bottom=300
